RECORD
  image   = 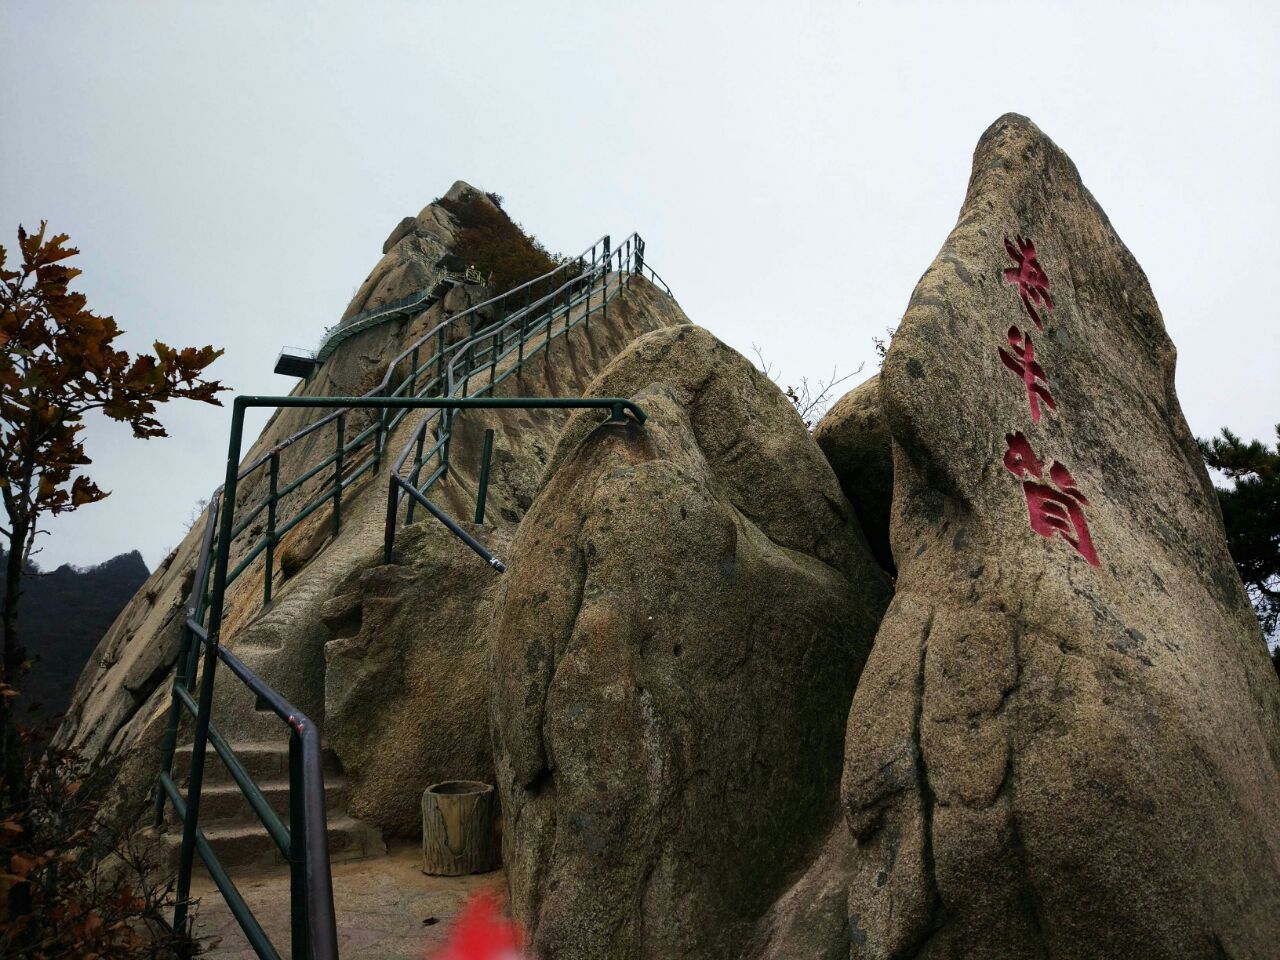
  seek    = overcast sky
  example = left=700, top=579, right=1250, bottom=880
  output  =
left=2, top=1, right=1277, bottom=572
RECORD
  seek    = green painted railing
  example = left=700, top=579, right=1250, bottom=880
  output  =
left=156, top=232, right=672, bottom=959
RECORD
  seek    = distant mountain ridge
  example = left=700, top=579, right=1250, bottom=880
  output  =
left=1, top=549, right=149, bottom=730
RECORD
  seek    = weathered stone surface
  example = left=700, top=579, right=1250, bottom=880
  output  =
left=55, top=517, right=205, bottom=762
left=342, top=186, right=493, bottom=322
left=757, top=113, right=1280, bottom=959
left=490, top=324, right=892, bottom=959
left=746, top=822, right=858, bottom=960
left=814, top=375, right=894, bottom=573
left=382, top=216, right=419, bottom=255
left=321, top=520, right=512, bottom=837
left=56, top=254, right=687, bottom=843
left=192, top=278, right=688, bottom=796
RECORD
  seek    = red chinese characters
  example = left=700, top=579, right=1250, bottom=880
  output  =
left=998, top=325, right=1057, bottom=424
left=1003, top=235, right=1053, bottom=329
left=991, top=234, right=1100, bottom=565
left=1002, top=432, right=1099, bottom=566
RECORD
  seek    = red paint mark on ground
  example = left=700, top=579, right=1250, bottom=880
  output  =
left=998, top=325, right=1057, bottom=424
left=427, top=891, right=529, bottom=960
left=1003, top=235, right=1053, bottom=329
left=1003, top=432, right=1100, bottom=566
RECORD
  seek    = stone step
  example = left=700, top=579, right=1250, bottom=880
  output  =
left=163, top=777, right=351, bottom=827
left=147, top=814, right=386, bottom=873
left=156, top=739, right=384, bottom=873
left=170, top=740, right=343, bottom=786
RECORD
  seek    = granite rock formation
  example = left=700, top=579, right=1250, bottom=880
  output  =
left=51, top=124, right=1280, bottom=960
left=489, top=325, right=892, bottom=959
left=55, top=188, right=688, bottom=850
left=756, top=113, right=1280, bottom=960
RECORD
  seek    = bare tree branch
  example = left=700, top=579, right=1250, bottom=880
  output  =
left=751, top=344, right=864, bottom=429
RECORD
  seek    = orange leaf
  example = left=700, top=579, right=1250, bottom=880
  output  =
left=9, top=852, right=38, bottom=877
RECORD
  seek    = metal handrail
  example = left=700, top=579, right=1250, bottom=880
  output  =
left=386, top=241, right=643, bottom=550
left=233, top=235, right=607, bottom=488
left=219, top=237, right=619, bottom=578
left=215, top=235, right=641, bottom=600
left=156, top=230, right=672, bottom=960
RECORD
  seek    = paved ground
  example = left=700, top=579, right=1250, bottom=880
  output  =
left=190, top=842, right=505, bottom=959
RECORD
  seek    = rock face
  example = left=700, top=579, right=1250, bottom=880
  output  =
left=489, top=325, right=892, bottom=959
left=758, top=114, right=1280, bottom=959
left=814, top=375, right=894, bottom=574
left=55, top=187, right=689, bottom=848
left=319, top=519, right=512, bottom=836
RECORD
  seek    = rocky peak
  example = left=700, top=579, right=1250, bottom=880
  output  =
left=754, top=112, right=1280, bottom=960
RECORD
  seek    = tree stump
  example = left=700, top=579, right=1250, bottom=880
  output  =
left=421, top=780, right=498, bottom=875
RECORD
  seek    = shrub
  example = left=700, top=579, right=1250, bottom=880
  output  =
left=436, top=189, right=564, bottom=297
left=1, top=736, right=194, bottom=958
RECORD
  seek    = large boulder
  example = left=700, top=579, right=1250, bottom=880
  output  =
left=320, top=519, right=512, bottom=836
left=489, top=325, right=892, bottom=959
left=756, top=114, right=1280, bottom=959
left=341, top=188, right=469, bottom=321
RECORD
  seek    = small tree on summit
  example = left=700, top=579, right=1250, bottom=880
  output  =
left=0, top=222, right=226, bottom=789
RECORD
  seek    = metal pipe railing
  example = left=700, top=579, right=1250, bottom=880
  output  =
left=158, top=231, right=673, bottom=960
left=221, top=235, right=634, bottom=553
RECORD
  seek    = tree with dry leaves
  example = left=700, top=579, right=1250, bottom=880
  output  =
left=0, top=223, right=225, bottom=791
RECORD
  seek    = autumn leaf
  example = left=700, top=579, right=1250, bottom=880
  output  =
left=1, top=222, right=228, bottom=813
left=9, top=851, right=39, bottom=877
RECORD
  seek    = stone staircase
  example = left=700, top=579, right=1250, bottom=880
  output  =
left=156, top=741, right=385, bottom=872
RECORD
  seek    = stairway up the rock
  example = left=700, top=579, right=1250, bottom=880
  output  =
left=154, top=740, right=385, bottom=873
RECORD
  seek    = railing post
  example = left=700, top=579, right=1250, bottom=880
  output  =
left=384, top=472, right=399, bottom=563
left=289, top=729, right=311, bottom=960
left=463, top=316, right=476, bottom=398
left=436, top=328, right=446, bottom=393
left=173, top=398, right=248, bottom=940
left=475, top=428, right=495, bottom=525
left=566, top=274, right=575, bottom=336
left=333, top=413, right=345, bottom=537
left=153, top=619, right=194, bottom=827
left=264, top=452, right=278, bottom=607
left=154, top=495, right=218, bottom=828
left=585, top=244, right=595, bottom=331
left=518, top=286, right=529, bottom=364
left=408, top=345, right=419, bottom=398
left=183, top=580, right=204, bottom=689
left=407, top=427, right=426, bottom=525
left=602, top=236, right=611, bottom=325
left=490, top=315, right=501, bottom=385
left=546, top=284, right=554, bottom=353
left=441, top=409, right=453, bottom=480
left=635, top=235, right=644, bottom=278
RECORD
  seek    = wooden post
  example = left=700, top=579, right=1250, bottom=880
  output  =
left=421, top=780, right=498, bottom=875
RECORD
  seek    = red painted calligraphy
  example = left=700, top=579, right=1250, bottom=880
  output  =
left=1003, top=235, right=1053, bottom=329
left=998, top=325, right=1057, bottom=424
left=1002, top=432, right=1100, bottom=566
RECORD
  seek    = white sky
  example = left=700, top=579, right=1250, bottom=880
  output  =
left=2, top=1, right=1278, bottom=571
